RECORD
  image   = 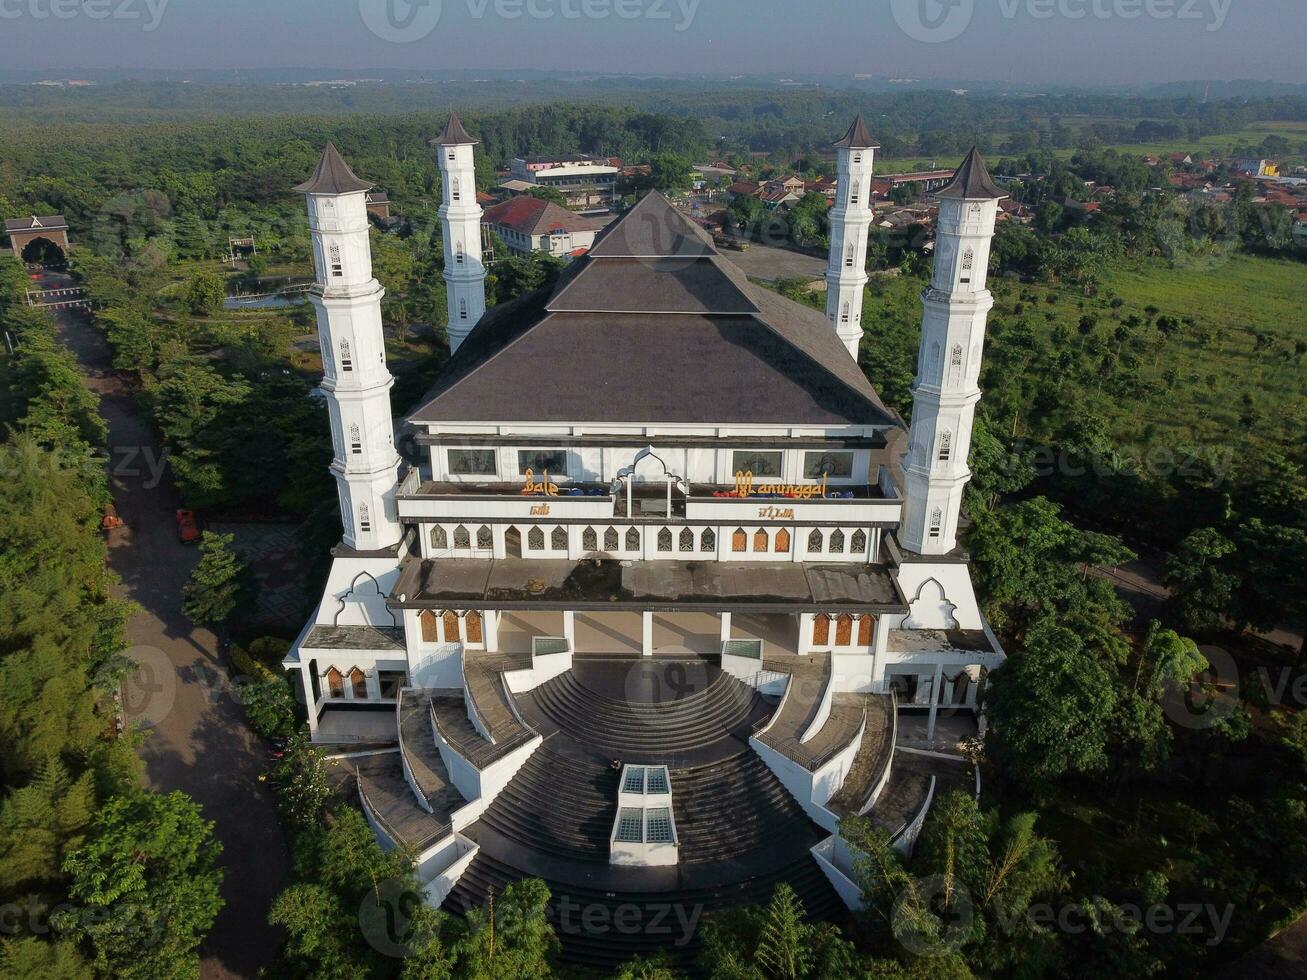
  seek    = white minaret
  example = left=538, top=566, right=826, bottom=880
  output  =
left=825, top=115, right=878, bottom=359
left=900, top=148, right=1007, bottom=556
left=295, top=143, right=404, bottom=551
left=433, top=113, right=486, bottom=353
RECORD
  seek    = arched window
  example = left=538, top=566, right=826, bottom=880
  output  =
left=679, top=528, right=695, bottom=552
left=340, top=339, right=353, bottom=372
left=960, top=248, right=974, bottom=284
left=528, top=526, right=545, bottom=551
left=829, top=529, right=845, bottom=552
left=359, top=504, right=371, bottom=533
left=775, top=528, right=790, bottom=553
left=853, top=152, right=862, bottom=164
left=476, top=525, right=492, bottom=549
left=808, top=529, right=823, bottom=553
left=604, top=527, right=619, bottom=552
left=349, top=424, right=362, bottom=454
left=454, top=524, right=471, bottom=549
left=582, top=526, right=598, bottom=551
left=812, top=615, right=830, bottom=646
left=949, top=345, right=964, bottom=384
left=732, top=528, right=747, bottom=553
left=845, top=243, right=854, bottom=268
left=419, top=610, right=439, bottom=642
left=851, top=529, right=867, bottom=554
left=443, top=610, right=460, bottom=642
left=850, top=185, right=859, bottom=205
left=625, top=527, right=641, bottom=551
left=328, top=244, right=343, bottom=278
left=551, top=526, right=568, bottom=551
left=451, top=176, right=461, bottom=201
left=326, top=667, right=344, bottom=699
left=350, top=667, right=368, bottom=699
left=430, top=525, right=448, bottom=550
left=657, top=528, right=673, bottom=552
left=701, top=528, right=716, bottom=551
left=455, top=241, right=464, bottom=265
left=753, top=529, right=769, bottom=551
left=929, top=508, right=943, bottom=539
left=835, top=614, right=854, bottom=647
left=938, top=430, right=953, bottom=461
left=464, top=611, right=483, bottom=644
left=858, top=614, right=874, bottom=646
left=840, top=301, right=850, bottom=324
left=459, top=298, right=468, bottom=320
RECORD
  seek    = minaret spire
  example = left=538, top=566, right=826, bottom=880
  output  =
left=824, top=115, right=878, bottom=359
left=899, top=147, right=1006, bottom=555
left=433, top=113, right=486, bottom=354
left=297, top=145, right=404, bottom=551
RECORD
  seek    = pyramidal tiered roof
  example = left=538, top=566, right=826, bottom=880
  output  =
left=433, top=112, right=477, bottom=146
left=832, top=114, right=879, bottom=150
left=293, top=142, right=373, bottom=195
left=409, top=192, right=894, bottom=428
left=935, top=146, right=1007, bottom=200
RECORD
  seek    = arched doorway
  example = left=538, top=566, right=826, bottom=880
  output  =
left=20, top=236, right=64, bottom=267
left=505, top=525, right=522, bottom=558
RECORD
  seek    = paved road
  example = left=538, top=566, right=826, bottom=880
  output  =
left=50, top=296, right=289, bottom=980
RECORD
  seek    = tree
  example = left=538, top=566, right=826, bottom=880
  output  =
left=58, top=792, right=223, bottom=980
left=271, top=733, right=330, bottom=830
left=0, top=938, right=89, bottom=980
left=649, top=152, right=693, bottom=193
left=183, top=271, right=225, bottom=316
left=181, top=531, right=245, bottom=629
left=456, top=878, right=559, bottom=980
left=1162, top=527, right=1238, bottom=635
left=699, top=882, right=857, bottom=980
left=522, top=186, right=567, bottom=207
left=984, top=619, right=1119, bottom=791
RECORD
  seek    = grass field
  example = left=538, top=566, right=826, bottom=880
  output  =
left=862, top=253, right=1307, bottom=463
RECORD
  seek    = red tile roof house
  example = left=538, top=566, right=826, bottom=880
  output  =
left=482, top=196, right=604, bottom=260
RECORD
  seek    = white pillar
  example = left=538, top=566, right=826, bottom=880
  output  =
left=642, top=612, right=653, bottom=657
left=871, top=615, right=890, bottom=691
left=719, top=611, right=732, bottom=645
left=296, top=144, right=403, bottom=551
left=825, top=116, right=877, bottom=360
left=484, top=610, right=499, bottom=653
left=300, top=662, right=319, bottom=739
left=926, top=662, right=945, bottom=739
left=797, top=613, right=814, bottom=656
left=901, top=148, right=1006, bottom=556
left=563, top=610, right=575, bottom=651
left=434, top=113, right=486, bottom=353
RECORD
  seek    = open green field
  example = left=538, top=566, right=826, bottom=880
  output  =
left=863, top=254, right=1307, bottom=462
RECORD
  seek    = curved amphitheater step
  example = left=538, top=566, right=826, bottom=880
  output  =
left=398, top=689, right=472, bottom=816
left=444, top=849, right=845, bottom=970
left=518, top=667, right=771, bottom=763
left=869, top=750, right=975, bottom=839
left=354, top=752, right=451, bottom=854
left=463, top=651, right=535, bottom=744
left=825, top=693, right=896, bottom=819
left=754, top=652, right=848, bottom=768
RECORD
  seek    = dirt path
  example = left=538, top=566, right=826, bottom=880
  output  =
left=51, top=298, right=289, bottom=980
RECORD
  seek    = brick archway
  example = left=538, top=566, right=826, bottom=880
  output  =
left=5, top=216, right=69, bottom=264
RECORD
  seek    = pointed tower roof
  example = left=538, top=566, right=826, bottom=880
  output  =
left=832, top=114, right=879, bottom=150
left=935, top=146, right=1006, bottom=200
left=587, top=190, right=718, bottom=259
left=433, top=112, right=478, bottom=146
left=293, top=142, right=373, bottom=195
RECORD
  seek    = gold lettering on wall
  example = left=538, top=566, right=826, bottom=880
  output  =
left=732, top=471, right=827, bottom=500
left=521, top=469, right=558, bottom=497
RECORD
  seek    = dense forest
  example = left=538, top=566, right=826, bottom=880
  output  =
left=0, top=82, right=1304, bottom=978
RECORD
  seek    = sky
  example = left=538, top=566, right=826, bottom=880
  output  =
left=0, top=0, right=1302, bottom=86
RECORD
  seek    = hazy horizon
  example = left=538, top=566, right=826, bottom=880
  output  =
left=0, top=0, right=1302, bottom=87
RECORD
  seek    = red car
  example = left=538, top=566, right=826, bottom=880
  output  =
left=175, top=509, right=201, bottom=544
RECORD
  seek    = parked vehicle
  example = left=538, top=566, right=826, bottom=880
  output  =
left=175, top=509, right=201, bottom=544
left=101, top=504, right=125, bottom=531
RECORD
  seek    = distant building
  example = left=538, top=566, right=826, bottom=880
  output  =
left=482, top=196, right=603, bottom=259
left=365, top=191, right=391, bottom=220
left=870, top=170, right=955, bottom=198
left=1234, top=159, right=1279, bottom=178
left=501, top=154, right=620, bottom=211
